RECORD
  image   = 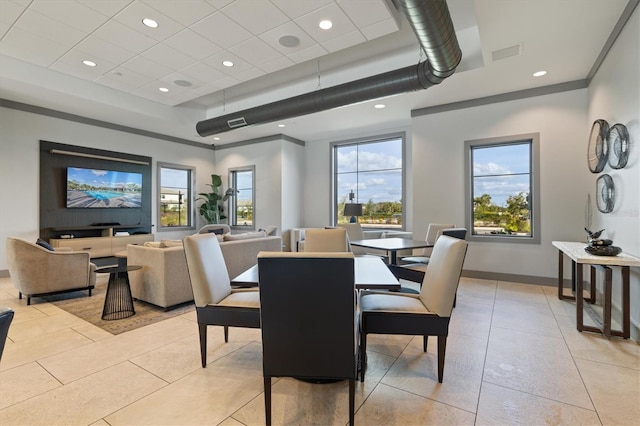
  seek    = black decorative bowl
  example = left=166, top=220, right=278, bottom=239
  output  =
left=585, top=245, right=622, bottom=256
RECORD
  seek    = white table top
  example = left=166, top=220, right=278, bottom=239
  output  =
left=552, top=241, right=640, bottom=267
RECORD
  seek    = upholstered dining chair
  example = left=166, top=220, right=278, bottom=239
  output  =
left=183, top=233, right=261, bottom=368
left=6, top=237, right=97, bottom=305
left=0, top=307, right=14, bottom=362
left=257, top=252, right=357, bottom=426
left=399, top=223, right=454, bottom=264
left=303, top=228, right=349, bottom=252
left=360, top=235, right=468, bottom=384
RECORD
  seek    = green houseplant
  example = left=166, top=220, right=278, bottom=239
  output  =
left=197, top=174, right=237, bottom=224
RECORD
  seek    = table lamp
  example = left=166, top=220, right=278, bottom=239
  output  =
left=344, top=190, right=363, bottom=223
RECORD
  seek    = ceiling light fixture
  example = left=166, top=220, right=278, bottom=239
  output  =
left=319, top=20, right=333, bottom=30
left=374, top=104, right=385, bottom=109
left=213, top=137, right=221, bottom=140
left=222, top=60, right=234, bottom=67
left=82, top=60, right=96, bottom=67
left=533, top=70, right=547, bottom=77
left=142, top=18, right=158, bottom=28
left=159, top=87, right=169, bottom=93
left=278, top=124, right=285, bottom=128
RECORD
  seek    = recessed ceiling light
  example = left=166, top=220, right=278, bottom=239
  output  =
left=374, top=104, right=386, bottom=109
left=319, top=20, right=332, bottom=30
left=222, top=60, right=234, bottom=67
left=159, top=87, right=169, bottom=93
left=213, top=137, right=221, bottom=140
left=142, top=18, right=158, bottom=28
left=82, top=60, right=96, bottom=67
left=533, top=70, right=547, bottom=77
left=278, top=124, right=285, bottom=128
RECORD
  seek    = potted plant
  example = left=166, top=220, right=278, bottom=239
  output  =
left=197, top=174, right=237, bottom=224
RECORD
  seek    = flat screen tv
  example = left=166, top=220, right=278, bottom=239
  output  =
left=66, top=167, right=143, bottom=208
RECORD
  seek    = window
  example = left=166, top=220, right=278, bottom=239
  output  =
left=464, top=133, right=540, bottom=243
left=157, top=163, right=195, bottom=230
left=229, top=166, right=255, bottom=230
left=332, top=133, right=405, bottom=228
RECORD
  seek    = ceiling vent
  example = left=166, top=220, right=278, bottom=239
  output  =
left=227, top=117, right=247, bottom=128
left=491, top=43, right=522, bottom=61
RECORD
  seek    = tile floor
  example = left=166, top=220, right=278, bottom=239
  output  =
left=0, top=275, right=638, bottom=425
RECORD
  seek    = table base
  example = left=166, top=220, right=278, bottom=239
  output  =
left=102, top=270, right=135, bottom=321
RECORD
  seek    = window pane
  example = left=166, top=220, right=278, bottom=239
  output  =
left=159, top=166, right=192, bottom=228
left=230, top=167, right=254, bottom=229
left=357, top=139, right=402, bottom=172
left=336, top=145, right=358, bottom=173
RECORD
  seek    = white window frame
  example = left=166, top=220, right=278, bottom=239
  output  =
left=228, top=165, right=255, bottom=231
left=464, top=133, right=540, bottom=244
left=157, top=162, right=196, bottom=231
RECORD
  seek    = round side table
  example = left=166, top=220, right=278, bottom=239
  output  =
left=97, top=265, right=140, bottom=320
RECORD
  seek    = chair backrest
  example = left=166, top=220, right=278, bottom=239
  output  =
left=337, top=223, right=365, bottom=241
left=441, top=228, right=467, bottom=240
left=183, top=233, right=232, bottom=306
left=419, top=236, right=468, bottom=317
left=0, top=307, right=14, bottom=361
left=419, top=223, right=454, bottom=256
left=303, top=228, right=349, bottom=252
left=257, top=252, right=357, bottom=380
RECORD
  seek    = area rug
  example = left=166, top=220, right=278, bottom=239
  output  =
left=40, top=283, right=195, bottom=335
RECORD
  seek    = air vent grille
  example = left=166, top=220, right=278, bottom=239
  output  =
left=227, top=117, right=247, bottom=128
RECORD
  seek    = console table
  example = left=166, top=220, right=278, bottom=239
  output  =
left=552, top=241, right=640, bottom=339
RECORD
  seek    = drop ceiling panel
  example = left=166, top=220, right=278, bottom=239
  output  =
left=259, top=55, right=296, bottom=73
left=271, top=0, right=333, bottom=19
left=294, top=3, right=358, bottom=43
left=75, top=36, right=137, bottom=65
left=336, top=0, right=393, bottom=28
left=287, top=43, right=328, bottom=64
left=0, top=26, right=68, bottom=67
left=95, top=67, right=149, bottom=91
left=159, top=71, right=206, bottom=90
left=259, top=21, right=319, bottom=54
left=163, top=29, right=223, bottom=60
left=221, top=0, right=291, bottom=35
left=202, top=51, right=254, bottom=74
left=361, top=18, right=399, bottom=40
left=323, top=30, right=366, bottom=53
left=92, top=20, right=157, bottom=54
left=180, top=62, right=228, bottom=84
left=15, top=10, right=86, bottom=47
left=77, top=0, right=132, bottom=18
left=228, top=37, right=284, bottom=66
left=141, top=43, right=197, bottom=71
left=121, top=55, right=173, bottom=79
left=113, top=0, right=184, bottom=41
left=51, top=51, right=117, bottom=80
left=0, top=1, right=27, bottom=31
left=141, top=0, right=217, bottom=27
left=190, top=11, right=253, bottom=49
left=27, top=0, right=110, bottom=33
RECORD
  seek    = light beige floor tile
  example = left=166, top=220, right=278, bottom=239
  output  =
left=364, top=333, right=413, bottom=358
left=0, top=328, right=92, bottom=372
left=355, top=383, right=476, bottom=425
left=89, top=419, right=110, bottom=426
left=492, top=298, right=562, bottom=337
left=484, top=327, right=593, bottom=409
left=448, top=298, right=493, bottom=339
left=476, top=382, right=601, bottom=425
left=0, top=362, right=61, bottom=410
left=218, top=417, right=245, bottom=426
left=71, top=322, right=114, bottom=341
left=496, top=281, right=548, bottom=304
left=8, top=311, right=87, bottom=341
left=544, top=290, right=580, bottom=318
left=39, top=316, right=196, bottom=383
left=381, top=332, right=487, bottom=413
left=457, top=277, right=497, bottom=306
left=576, top=358, right=640, bottom=425
left=2, top=306, right=47, bottom=324
left=0, top=361, right=167, bottom=426
left=556, top=315, right=640, bottom=370
left=105, top=343, right=264, bottom=425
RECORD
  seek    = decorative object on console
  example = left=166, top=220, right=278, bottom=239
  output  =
left=584, top=228, right=621, bottom=256
left=595, top=174, right=615, bottom=213
left=587, top=119, right=609, bottom=173
left=606, top=123, right=629, bottom=169
left=197, top=174, right=237, bottom=224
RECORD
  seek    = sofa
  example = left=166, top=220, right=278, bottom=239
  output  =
left=127, top=233, right=282, bottom=309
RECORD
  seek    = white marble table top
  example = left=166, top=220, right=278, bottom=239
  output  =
left=552, top=241, right=640, bottom=267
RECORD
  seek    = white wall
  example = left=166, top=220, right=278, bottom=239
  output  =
left=411, top=89, right=590, bottom=279
left=0, top=107, right=215, bottom=271
left=587, top=7, right=639, bottom=335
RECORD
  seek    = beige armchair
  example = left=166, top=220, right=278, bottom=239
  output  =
left=6, top=237, right=97, bottom=305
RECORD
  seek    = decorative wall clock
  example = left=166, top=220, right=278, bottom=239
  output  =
left=607, top=123, right=629, bottom=169
left=587, top=119, right=609, bottom=173
left=596, top=174, right=615, bottom=213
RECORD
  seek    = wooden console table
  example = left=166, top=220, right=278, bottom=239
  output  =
left=552, top=241, right=640, bottom=339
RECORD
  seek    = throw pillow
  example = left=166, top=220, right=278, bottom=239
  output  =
left=223, top=230, right=267, bottom=241
left=143, top=241, right=163, bottom=248
left=159, top=239, right=183, bottom=248
left=36, top=238, right=55, bottom=251
left=259, top=226, right=278, bottom=236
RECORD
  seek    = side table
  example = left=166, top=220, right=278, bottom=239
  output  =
left=96, top=265, right=140, bottom=320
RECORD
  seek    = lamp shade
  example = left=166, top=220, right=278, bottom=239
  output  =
left=344, top=203, right=363, bottom=217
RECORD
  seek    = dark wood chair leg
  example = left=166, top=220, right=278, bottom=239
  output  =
left=423, top=335, right=428, bottom=352
left=360, top=331, right=367, bottom=382
left=224, top=325, right=229, bottom=343
left=198, top=323, right=207, bottom=368
left=19, top=292, right=22, bottom=300
left=437, top=335, right=447, bottom=383
left=453, top=293, right=457, bottom=308
left=264, top=377, right=272, bottom=426
left=88, top=288, right=92, bottom=297
left=27, top=296, right=31, bottom=306
left=349, top=379, right=355, bottom=426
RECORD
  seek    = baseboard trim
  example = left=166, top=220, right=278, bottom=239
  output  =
left=0, top=270, right=9, bottom=278
left=461, top=269, right=558, bottom=287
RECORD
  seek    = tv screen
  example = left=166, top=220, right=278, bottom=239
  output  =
left=66, top=167, right=143, bottom=208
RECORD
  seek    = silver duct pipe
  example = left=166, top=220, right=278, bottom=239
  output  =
left=196, top=0, right=461, bottom=137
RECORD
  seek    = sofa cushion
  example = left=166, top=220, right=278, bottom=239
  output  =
left=143, top=241, right=162, bottom=248
left=160, top=239, right=183, bottom=248
left=223, top=231, right=266, bottom=241
left=36, top=238, right=54, bottom=251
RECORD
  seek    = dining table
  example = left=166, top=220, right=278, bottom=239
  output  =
left=349, top=237, right=433, bottom=265
left=231, top=256, right=400, bottom=290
